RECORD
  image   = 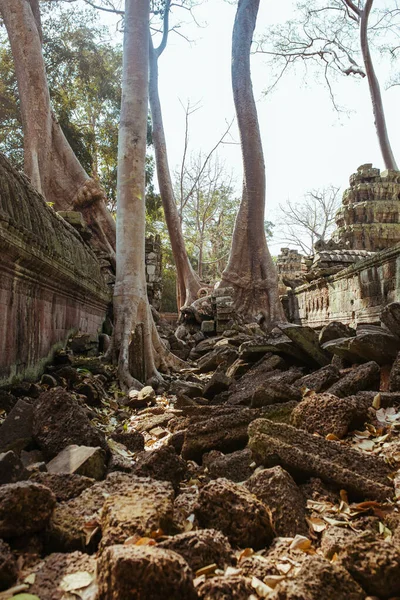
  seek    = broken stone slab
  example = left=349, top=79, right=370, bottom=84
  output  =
left=225, top=358, right=253, bottom=379
left=227, top=355, right=292, bottom=406
left=323, top=331, right=400, bottom=365
left=195, top=478, right=274, bottom=549
left=203, top=371, right=232, bottom=399
left=181, top=404, right=296, bottom=463
left=381, top=301, right=400, bottom=339
left=158, top=529, right=235, bottom=572
left=33, top=388, right=108, bottom=460
left=97, top=545, right=197, bottom=600
left=268, top=555, right=364, bottom=600
left=241, top=335, right=311, bottom=365
left=30, top=472, right=95, bottom=502
left=169, top=380, right=204, bottom=398
left=294, top=364, right=340, bottom=393
left=138, top=386, right=156, bottom=405
left=110, top=430, right=145, bottom=452
left=248, top=419, right=393, bottom=501
left=277, top=323, right=331, bottom=367
left=202, top=448, right=254, bottom=482
left=245, top=466, right=308, bottom=538
left=319, top=321, right=356, bottom=345
left=0, top=481, right=56, bottom=538
left=290, top=393, right=367, bottom=439
left=0, top=399, right=34, bottom=454
left=326, top=361, right=380, bottom=397
left=197, top=344, right=238, bottom=374
left=251, top=380, right=302, bottom=407
left=132, top=445, right=187, bottom=490
left=238, top=342, right=274, bottom=361
left=46, top=445, right=106, bottom=480
left=0, top=450, right=28, bottom=484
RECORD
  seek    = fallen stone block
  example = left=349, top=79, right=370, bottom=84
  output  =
left=47, top=445, right=106, bottom=480
left=294, top=364, right=340, bottom=393
left=158, top=529, right=235, bottom=572
left=97, top=545, right=197, bottom=600
left=326, top=361, right=380, bottom=397
left=251, top=380, right=302, bottom=407
left=319, top=321, right=356, bottom=345
left=0, top=399, right=34, bottom=453
left=195, top=477, right=274, bottom=549
left=389, top=351, right=400, bottom=392
left=323, top=331, right=400, bottom=365
left=248, top=419, right=393, bottom=501
left=381, top=301, right=400, bottom=339
left=33, top=388, right=108, bottom=460
left=245, top=466, right=308, bottom=537
left=0, top=481, right=56, bottom=538
left=0, top=450, right=28, bottom=484
left=203, top=371, right=232, bottom=399
left=203, top=448, right=254, bottom=482
left=197, top=576, right=253, bottom=600
left=277, top=323, right=331, bottom=367
left=30, top=472, right=95, bottom=502
left=110, top=430, right=145, bottom=452
left=132, top=445, right=187, bottom=490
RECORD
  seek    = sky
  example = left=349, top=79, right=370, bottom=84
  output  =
left=102, top=0, right=400, bottom=254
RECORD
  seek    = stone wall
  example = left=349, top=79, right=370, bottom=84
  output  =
left=287, top=243, right=400, bottom=328
left=145, top=235, right=162, bottom=312
left=0, top=153, right=111, bottom=386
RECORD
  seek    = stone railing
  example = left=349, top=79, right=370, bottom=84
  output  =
left=0, top=153, right=111, bottom=385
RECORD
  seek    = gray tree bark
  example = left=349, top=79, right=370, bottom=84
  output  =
left=221, top=0, right=285, bottom=324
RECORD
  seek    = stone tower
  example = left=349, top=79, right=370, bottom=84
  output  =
left=333, top=164, right=400, bottom=251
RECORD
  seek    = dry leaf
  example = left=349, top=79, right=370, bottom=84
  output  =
left=325, top=433, right=339, bottom=441
left=263, top=575, right=286, bottom=588
left=339, top=490, right=349, bottom=504
left=356, top=439, right=375, bottom=452
left=251, top=576, right=273, bottom=598
left=133, top=537, right=157, bottom=546
left=307, top=517, right=327, bottom=533
left=82, top=520, right=100, bottom=546
left=289, top=535, right=311, bottom=551
left=60, top=571, right=93, bottom=592
left=195, top=563, right=217, bottom=577
left=23, top=574, right=36, bottom=585
left=276, top=562, right=292, bottom=574
left=238, top=548, right=254, bottom=562
left=224, top=566, right=242, bottom=577
left=372, top=393, right=381, bottom=409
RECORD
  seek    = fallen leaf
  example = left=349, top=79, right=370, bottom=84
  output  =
left=251, top=576, right=273, bottom=598
left=23, top=574, right=36, bottom=585
left=372, top=393, right=381, bottom=409
left=132, top=537, right=157, bottom=546
left=224, top=566, right=242, bottom=577
left=60, top=572, right=93, bottom=592
left=289, top=535, right=311, bottom=551
left=325, top=433, right=339, bottom=441
left=307, top=517, right=327, bottom=533
left=263, top=575, right=286, bottom=588
left=195, top=563, right=217, bottom=577
left=355, top=439, right=375, bottom=451
left=238, top=548, right=254, bottom=562
left=276, top=562, right=292, bottom=574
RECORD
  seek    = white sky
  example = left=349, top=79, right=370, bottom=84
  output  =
left=104, top=0, right=400, bottom=254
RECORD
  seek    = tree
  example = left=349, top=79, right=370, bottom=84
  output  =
left=219, top=0, right=285, bottom=324
left=148, top=1, right=202, bottom=310
left=256, top=0, right=399, bottom=170
left=0, top=0, right=116, bottom=259
left=110, top=0, right=178, bottom=390
left=276, top=186, right=341, bottom=255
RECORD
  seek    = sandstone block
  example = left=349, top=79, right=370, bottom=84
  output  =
left=0, top=481, right=56, bottom=538
left=0, top=540, right=17, bottom=591
left=47, top=445, right=106, bottom=480
left=326, top=361, right=380, bottom=397
left=248, top=419, right=393, bottom=501
left=0, top=399, right=34, bottom=453
left=158, top=529, right=234, bottom=572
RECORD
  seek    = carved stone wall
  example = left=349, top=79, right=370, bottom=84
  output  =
left=0, top=153, right=111, bottom=385
left=287, top=243, right=400, bottom=327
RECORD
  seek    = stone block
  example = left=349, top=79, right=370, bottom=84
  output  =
left=47, top=445, right=106, bottom=480
left=0, top=399, right=34, bottom=454
left=201, top=320, right=215, bottom=334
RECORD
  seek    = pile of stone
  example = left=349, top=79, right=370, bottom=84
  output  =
left=1, top=305, right=400, bottom=598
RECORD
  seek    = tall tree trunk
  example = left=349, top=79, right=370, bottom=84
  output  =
left=111, top=0, right=181, bottom=390
left=360, top=0, right=398, bottom=171
left=0, top=0, right=116, bottom=259
left=221, top=0, right=285, bottom=324
left=148, top=40, right=202, bottom=309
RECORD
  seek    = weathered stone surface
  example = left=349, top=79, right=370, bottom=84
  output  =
left=203, top=372, right=232, bottom=399
left=23, top=551, right=96, bottom=600
left=389, top=351, right=400, bottom=391
left=30, top=472, right=95, bottom=502
left=319, top=321, right=356, bottom=345
left=97, top=545, right=197, bottom=600
left=0, top=539, right=17, bottom=591
left=294, top=365, right=340, bottom=393
left=0, top=450, right=27, bottom=484
left=197, top=344, right=238, bottom=374
left=110, top=430, right=145, bottom=452
left=326, top=361, right=380, bottom=397
left=158, top=529, right=234, bottom=571
left=277, top=323, right=331, bottom=366
left=0, top=481, right=56, bottom=538
left=170, top=380, right=204, bottom=398
left=251, top=380, right=302, bottom=407
left=226, top=358, right=253, bottom=379
left=138, top=386, right=156, bottom=405
left=195, top=478, right=274, bottom=549
left=0, top=399, right=34, bottom=453
left=290, top=393, right=363, bottom=439
left=47, top=445, right=106, bottom=480
left=100, top=481, right=175, bottom=547
left=248, top=419, right=393, bottom=501
left=0, top=391, right=17, bottom=414
left=33, top=388, right=108, bottom=460
left=338, top=531, right=400, bottom=598
left=245, top=466, right=308, bottom=537
left=203, top=449, right=254, bottom=482
left=197, top=576, right=254, bottom=600
left=323, top=331, right=400, bottom=365
left=381, top=301, right=400, bottom=339
left=132, top=445, right=187, bottom=490
left=0, top=153, right=110, bottom=387
left=269, top=555, right=364, bottom=600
